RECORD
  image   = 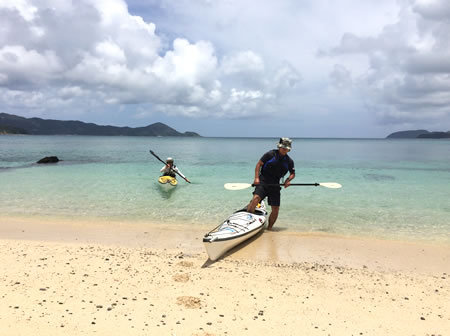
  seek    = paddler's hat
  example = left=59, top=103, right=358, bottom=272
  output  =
left=166, top=157, right=174, bottom=163
left=277, top=137, right=292, bottom=150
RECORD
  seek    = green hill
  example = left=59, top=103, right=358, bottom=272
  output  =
left=386, top=130, right=450, bottom=139
left=0, top=113, right=200, bottom=137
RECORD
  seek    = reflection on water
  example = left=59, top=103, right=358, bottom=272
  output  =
left=156, top=182, right=177, bottom=199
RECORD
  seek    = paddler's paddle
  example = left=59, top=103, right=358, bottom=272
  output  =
left=149, top=150, right=191, bottom=183
left=224, top=182, right=342, bottom=190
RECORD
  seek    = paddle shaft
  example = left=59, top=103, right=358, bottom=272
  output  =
left=149, top=150, right=190, bottom=183
left=252, top=183, right=319, bottom=187
left=149, top=150, right=168, bottom=165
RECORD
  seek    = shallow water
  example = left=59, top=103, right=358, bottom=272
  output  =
left=1, top=135, right=449, bottom=243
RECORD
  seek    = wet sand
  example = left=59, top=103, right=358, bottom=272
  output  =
left=1, top=216, right=449, bottom=335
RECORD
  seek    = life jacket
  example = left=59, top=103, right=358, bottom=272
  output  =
left=261, top=150, right=290, bottom=181
left=162, top=165, right=177, bottom=178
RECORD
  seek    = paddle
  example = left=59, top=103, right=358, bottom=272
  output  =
left=224, top=182, right=342, bottom=190
left=149, top=150, right=191, bottom=183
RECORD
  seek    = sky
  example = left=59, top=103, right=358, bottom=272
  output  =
left=0, top=0, right=449, bottom=137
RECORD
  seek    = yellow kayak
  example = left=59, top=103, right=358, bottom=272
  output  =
left=158, top=175, right=178, bottom=186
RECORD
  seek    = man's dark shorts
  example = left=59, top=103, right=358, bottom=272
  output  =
left=253, top=184, right=281, bottom=206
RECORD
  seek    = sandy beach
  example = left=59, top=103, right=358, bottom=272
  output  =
left=1, top=216, right=449, bottom=335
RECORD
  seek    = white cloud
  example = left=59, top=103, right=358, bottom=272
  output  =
left=3, top=0, right=447, bottom=134
left=330, top=64, right=352, bottom=90
left=271, top=62, right=301, bottom=92
left=326, top=0, right=450, bottom=124
left=221, top=51, right=264, bottom=75
left=413, top=0, right=450, bottom=21
left=95, top=41, right=126, bottom=64
left=0, top=0, right=300, bottom=120
left=58, top=86, right=85, bottom=99
left=0, top=0, right=37, bottom=21
left=151, top=38, right=217, bottom=87
left=0, top=45, right=63, bottom=86
left=220, top=88, right=266, bottom=118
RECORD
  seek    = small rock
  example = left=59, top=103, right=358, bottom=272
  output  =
left=37, top=156, right=60, bottom=164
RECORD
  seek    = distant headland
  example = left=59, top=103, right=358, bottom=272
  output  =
left=0, top=113, right=200, bottom=137
left=386, top=130, right=450, bottom=139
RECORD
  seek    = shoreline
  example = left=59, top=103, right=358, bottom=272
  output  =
left=1, top=216, right=449, bottom=335
left=1, top=215, right=449, bottom=275
left=2, top=212, right=450, bottom=246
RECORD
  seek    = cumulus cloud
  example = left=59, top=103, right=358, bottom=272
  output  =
left=413, top=0, right=450, bottom=21
left=0, top=0, right=300, bottom=119
left=326, top=0, right=450, bottom=124
left=221, top=51, right=264, bottom=76
left=271, top=62, right=302, bottom=92
left=330, top=64, right=353, bottom=90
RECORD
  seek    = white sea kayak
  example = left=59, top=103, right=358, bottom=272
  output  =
left=203, top=201, right=268, bottom=261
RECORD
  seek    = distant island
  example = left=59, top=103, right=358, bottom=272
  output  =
left=386, top=130, right=450, bottom=139
left=0, top=113, right=200, bottom=137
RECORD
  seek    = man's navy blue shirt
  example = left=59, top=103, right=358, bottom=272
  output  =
left=259, top=149, right=295, bottom=184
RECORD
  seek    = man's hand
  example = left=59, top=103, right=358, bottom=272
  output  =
left=254, top=177, right=260, bottom=186
left=284, top=179, right=291, bottom=188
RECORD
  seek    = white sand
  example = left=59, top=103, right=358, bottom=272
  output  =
left=0, top=216, right=449, bottom=335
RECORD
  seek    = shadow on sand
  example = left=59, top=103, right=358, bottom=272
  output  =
left=266, top=226, right=288, bottom=233
left=201, top=228, right=269, bottom=268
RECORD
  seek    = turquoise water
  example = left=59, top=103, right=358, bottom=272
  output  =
left=1, top=135, right=449, bottom=243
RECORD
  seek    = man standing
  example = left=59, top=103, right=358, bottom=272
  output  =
left=246, top=138, right=295, bottom=230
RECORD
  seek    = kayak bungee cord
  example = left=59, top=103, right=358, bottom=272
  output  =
left=205, top=214, right=256, bottom=236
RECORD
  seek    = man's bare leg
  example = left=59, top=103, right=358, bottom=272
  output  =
left=246, top=194, right=261, bottom=213
left=268, top=206, right=279, bottom=230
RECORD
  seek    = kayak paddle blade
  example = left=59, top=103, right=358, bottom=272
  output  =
left=224, top=183, right=252, bottom=191
left=319, top=182, right=342, bottom=189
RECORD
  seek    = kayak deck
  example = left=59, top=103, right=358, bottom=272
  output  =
left=158, top=175, right=177, bottom=186
left=203, top=202, right=267, bottom=261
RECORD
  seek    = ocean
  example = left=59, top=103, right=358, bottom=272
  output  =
left=1, top=135, right=449, bottom=244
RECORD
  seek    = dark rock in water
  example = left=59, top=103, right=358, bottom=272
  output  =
left=37, top=156, right=60, bottom=164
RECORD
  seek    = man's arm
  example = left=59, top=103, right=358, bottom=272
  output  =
left=253, top=160, right=264, bottom=185
left=284, top=172, right=295, bottom=188
left=173, top=166, right=185, bottom=178
left=173, top=166, right=191, bottom=183
left=284, top=158, right=295, bottom=188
